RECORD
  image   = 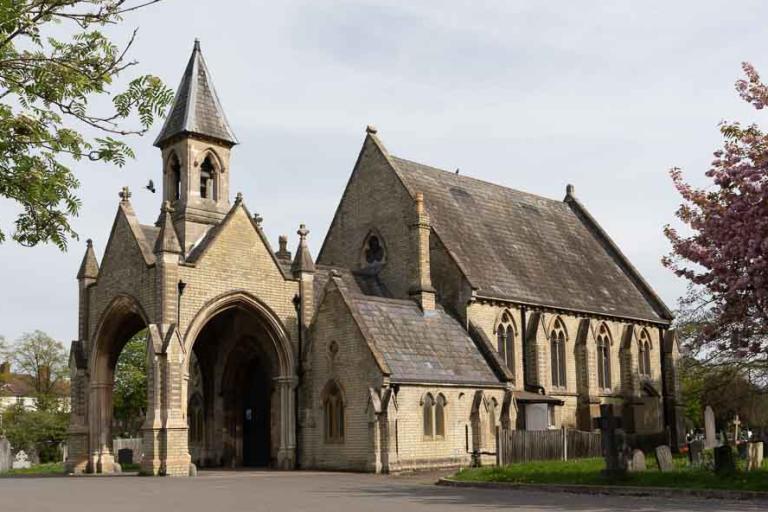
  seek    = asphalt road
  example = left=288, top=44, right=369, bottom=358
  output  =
left=0, top=470, right=764, bottom=512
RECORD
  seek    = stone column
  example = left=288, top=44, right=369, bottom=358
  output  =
left=88, top=381, right=116, bottom=473
left=141, top=326, right=164, bottom=475
left=275, top=376, right=296, bottom=469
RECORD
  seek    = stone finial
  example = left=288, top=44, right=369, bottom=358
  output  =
left=119, top=186, right=131, bottom=202
left=366, top=124, right=378, bottom=135
left=77, top=238, right=99, bottom=280
left=566, top=184, right=575, bottom=196
left=235, top=191, right=243, bottom=204
left=292, top=224, right=315, bottom=275
left=154, top=200, right=182, bottom=255
left=193, top=38, right=201, bottom=51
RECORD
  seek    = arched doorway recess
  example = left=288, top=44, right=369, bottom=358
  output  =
left=184, top=293, right=296, bottom=469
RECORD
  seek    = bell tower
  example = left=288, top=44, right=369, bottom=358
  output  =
left=153, top=39, right=238, bottom=250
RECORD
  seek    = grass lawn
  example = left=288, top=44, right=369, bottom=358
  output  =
left=1, top=462, right=64, bottom=477
left=454, top=457, right=768, bottom=492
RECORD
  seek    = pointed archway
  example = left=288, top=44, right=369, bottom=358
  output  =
left=183, top=292, right=296, bottom=469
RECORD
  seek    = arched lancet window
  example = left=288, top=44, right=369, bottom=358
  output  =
left=422, top=393, right=434, bottom=437
left=638, top=330, right=652, bottom=376
left=200, top=154, right=216, bottom=200
left=596, top=323, right=612, bottom=390
left=422, top=392, right=446, bottom=439
left=435, top=394, right=446, bottom=438
left=496, top=312, right=515, bottom=376
left=168, top=152, right=181, bottom=201
left=550, top=318, right=567, bottom=388
left=323, top=381, right=344, bottom=442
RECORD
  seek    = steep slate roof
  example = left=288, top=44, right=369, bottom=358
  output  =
left=154, top=40, right=238, bottom=147
left=322, top=271, right=501, bottom=386
left=351, top=296, right=501, bottom=386
left=389, top=156, right=670, bottom=324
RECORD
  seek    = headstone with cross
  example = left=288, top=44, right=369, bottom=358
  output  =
left=731, top=415, right=741, bottom=446
left=593, top=404, right=628, bottom=476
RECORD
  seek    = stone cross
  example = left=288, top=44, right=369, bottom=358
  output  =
left=593, top=404, right=627, bottom=476
left=119, top=186, right=131, bottom=202
left=704, top=405, right=717, bottom=448
left=731, top=415, right=741, bottom=445
left=12, top=450, right=30, bottom=469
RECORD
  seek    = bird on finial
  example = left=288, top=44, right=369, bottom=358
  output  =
left=253, top=212, right=263, bottom=227
left=566, top=184, right=575, bottom=196
left=366, top=124, right=378, bottom=135
left=297, top=224, right=309, bottom=240
left=86, top=239, right=93, bottom=248
left=145, top=179, right=156, bottom=193
left=235, top=191, right=243, bottom=204
left=119, top=186, right=131, bottom=202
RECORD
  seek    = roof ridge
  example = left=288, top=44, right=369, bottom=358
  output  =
left=390, top=155, right=566, bottom=206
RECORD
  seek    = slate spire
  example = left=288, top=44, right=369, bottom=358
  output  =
left=77, top=239, right=99, bottom=280
left=153, top=39, right=238, bottom=148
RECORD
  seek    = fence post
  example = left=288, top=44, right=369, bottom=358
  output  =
left=562, top=427, right=567, bottom=461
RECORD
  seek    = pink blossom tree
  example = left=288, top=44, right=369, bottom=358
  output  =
left=665, top=63, right=768, bottom=369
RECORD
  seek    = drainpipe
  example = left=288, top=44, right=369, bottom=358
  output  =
left=658, top=326, right=671, bottom=445
left=292, top=294, right=302, bottom=469
left=521, top=305, right=527, bottom=389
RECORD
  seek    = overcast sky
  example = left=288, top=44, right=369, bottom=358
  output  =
left=1, top=0, right=766, bottom=345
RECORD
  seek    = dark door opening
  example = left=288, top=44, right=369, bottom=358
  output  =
left=241, top=359, right=270, bottom=467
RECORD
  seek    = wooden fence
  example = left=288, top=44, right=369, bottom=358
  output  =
left=496, top=428, right=602, bottom=465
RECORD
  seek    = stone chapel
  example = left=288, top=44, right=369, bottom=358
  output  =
left=66, top=41, right=684, bottom=476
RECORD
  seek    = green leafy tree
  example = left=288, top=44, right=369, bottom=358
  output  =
left=0, top=0, right=173, bottom=249
left=11, top=330, right=67, bottom=408
left=2, top=403, right=68, bottom=462
left=113, top=330, right=146, bottom=437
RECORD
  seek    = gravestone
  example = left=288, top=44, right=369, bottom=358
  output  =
left=117, top=448, right=133, bottom=466
left=628, top=449, right=646, bottom=472
left=714, top=445, right=736, bottom=474
left=688, top=439, right=703, bottom=467
left=0, top=438, right=11, bottom=473
left=12, top=450, right=31, bottom=469
left=655, top=445, right=674, bottom=472
left=747, top=442, right=764, bottom=471
left=731, top=415, right=741, bottom=446
left=593, top=404, right=628, bottom=476
left=704, top=406, right=716, bottom=448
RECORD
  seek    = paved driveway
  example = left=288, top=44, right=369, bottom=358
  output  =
left=0, top=470, right=764, bottom=512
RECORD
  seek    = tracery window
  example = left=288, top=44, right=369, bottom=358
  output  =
left=596, top=323, right=612, bottom=390
left=323, top=381, right=344, bottom=442
left=550, top=318, right=567, bottom=388
left=496, top=312, right=515, bottom=376
left=364, top=235, right=385, bottom=264
left=638, top=329, right=652, bottom=376
left=200, top=155, right=215, bottom=200
left=422, top=393, right=446, bottom=439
